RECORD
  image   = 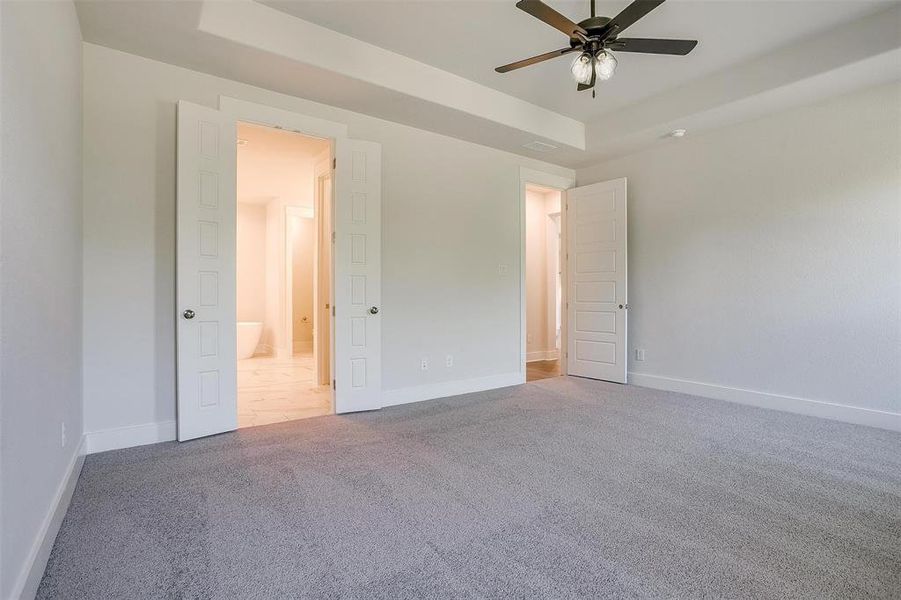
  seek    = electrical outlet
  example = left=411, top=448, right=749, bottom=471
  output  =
left=497, top=264, right=509, bottom=276
left=527, top=333, right=533, bottom=344
left=60, top=422, right=66, bottom=448
left=446, top=355, right=454, bottom=368
left=420, top=357, right=429, bottom=371
left=635, top=348, right=646, bottom=362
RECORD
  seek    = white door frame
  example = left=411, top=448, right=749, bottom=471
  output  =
left=311, top=149, right=332, bottom=387
left=313, top=169, right=333, bottom=386
left=547, top=211, right=562, bottom=357
left=519, top=167, right=575, bottom=382
left=219, top=96, right=349, bottom=413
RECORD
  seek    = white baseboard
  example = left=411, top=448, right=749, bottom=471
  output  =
left=526, top=350, right=559, bottom=363
left=629, top=372, right=901, bottom=433
left=85, top=420, right=177, bottom=454
left=381, top=372, right=523, bottom=408
left=13, top=435, right=86, bottom=600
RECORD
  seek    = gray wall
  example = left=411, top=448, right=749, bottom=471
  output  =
left=577, top=83, right=901, bottom=416
left=0, top=1, right=84, bottom=596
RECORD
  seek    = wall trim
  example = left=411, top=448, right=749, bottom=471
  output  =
left=13, top=436, right=86, bottom=600
left=219, top=96, right=349, bottom=139
left=629, top=372, right=901, bottom=433
left=526, top=350, right=559, bottom=362
left=85, top=420, right=177, bottom=454
left=381, top=372, right=523, bottom=408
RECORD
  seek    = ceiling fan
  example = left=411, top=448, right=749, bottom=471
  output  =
left=495, top=0, right=697, bottom=95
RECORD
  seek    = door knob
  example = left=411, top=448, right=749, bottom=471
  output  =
left=183, top=309, right=196, bottom=319
left=369, top=306, right=379, bottom=315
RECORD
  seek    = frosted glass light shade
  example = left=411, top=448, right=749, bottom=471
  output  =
left=595, top=50, right=617, bottom=81
left=570, top=53, right=593, bottom=85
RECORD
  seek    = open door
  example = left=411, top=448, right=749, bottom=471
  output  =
left=333, top=139, right=382, bottom=413
left=175, top=101, right=238, bottom=441
left=566, top=178, right=628, bottom=383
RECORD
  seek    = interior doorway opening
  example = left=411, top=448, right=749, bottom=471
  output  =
left=235, top=122, right=333, bottom=428
left=525, top=184, right=564, bottom=382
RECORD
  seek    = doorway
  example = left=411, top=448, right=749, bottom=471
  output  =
left=235, top=122, right=333, bottom=428
left=525, top=184, right=564, bottom=382
left=176, top=99, right=384, bottom=442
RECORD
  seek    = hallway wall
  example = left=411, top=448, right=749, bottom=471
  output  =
left=290, top=215, right=315, bottom=352
left=80, top=43, right=574, bottom=441
left=0, top=2, right=84, bottom=597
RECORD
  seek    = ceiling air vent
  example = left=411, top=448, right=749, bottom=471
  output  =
left=523, top=141, right=558, bottom=152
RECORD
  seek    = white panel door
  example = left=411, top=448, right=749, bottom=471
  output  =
left=566, top=178, right=627, bottom=383
left=333, top=139, right=382, bottom=412
left=176, top=101, right=237, bottom=441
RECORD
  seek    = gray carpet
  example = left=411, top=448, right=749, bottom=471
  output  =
left=38, top=377, right=901, bottom=599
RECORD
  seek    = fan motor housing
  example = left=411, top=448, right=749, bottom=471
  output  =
left=571, top=16, right=614, bottom=45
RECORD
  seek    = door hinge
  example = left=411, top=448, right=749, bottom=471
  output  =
left=332, top=379, right=336, bottom=390
left=332, top=304, right=335, bottom=316
left=332, top=158, right=336, bottom=169
left=331, top=231, right=336, bottom=243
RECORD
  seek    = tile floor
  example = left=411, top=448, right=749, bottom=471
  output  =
left=237, top=353, right=333, bottom=428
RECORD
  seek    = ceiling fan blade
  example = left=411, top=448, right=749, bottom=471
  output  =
left=608, top=37, right=697, bottom=55
left=495, top=46, right=580, bottom=73
left=601, top=0, right=665, bottom=38
left=516, top=0, right=587, bottom=39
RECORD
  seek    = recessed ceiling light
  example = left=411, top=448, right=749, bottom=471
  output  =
left=523, top=141, right=558, bottom=152
left=669, top=129, right=687, bottom=138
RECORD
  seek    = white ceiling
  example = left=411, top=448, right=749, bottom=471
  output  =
left=237, top=122, right=329, bottom=206
left=75, top=0, right=901, bottom=167
left=262, top=0, right=892, bottom=121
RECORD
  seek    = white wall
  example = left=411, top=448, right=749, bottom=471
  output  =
left=263, top=198, right=282, bottom=355
left=236, top=203, right=266, bottom=326
left=0, top=1, right=84, bottom=597
left=525, top=188, right=560, bottom=360
left=82, top=43, right=573, bottom=439
left=290, top=215, right=315, bottom=349
left=577, top=83, right=901, bottom=423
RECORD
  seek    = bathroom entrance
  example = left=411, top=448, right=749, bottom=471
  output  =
left=524, top=184, right=564, bottom=382
left=235, top=122, right=334, bottom=428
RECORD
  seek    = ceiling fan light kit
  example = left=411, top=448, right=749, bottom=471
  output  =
left=496, top=0, right=698, bottom=95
